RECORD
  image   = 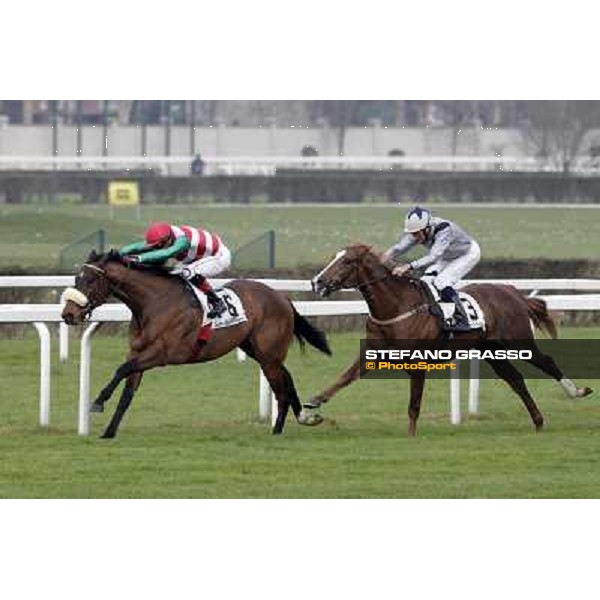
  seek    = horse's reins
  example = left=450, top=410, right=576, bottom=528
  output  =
left=331, top=250, right=429, bottom=327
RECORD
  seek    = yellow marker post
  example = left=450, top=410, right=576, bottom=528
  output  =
left=108, top=181, right=141, bottom=219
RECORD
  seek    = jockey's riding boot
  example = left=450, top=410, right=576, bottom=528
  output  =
left=188, top=274, right=227, bottom=319
left=452, top=298, right=471, bottom=332
left=440, top=286, right=471, bottom=332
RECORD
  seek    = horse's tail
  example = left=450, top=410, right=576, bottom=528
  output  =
left=526, top=296, right=558, bottom=339
left=292, top=304, right=332, bottom=355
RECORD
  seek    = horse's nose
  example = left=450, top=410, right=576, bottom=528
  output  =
left=311, top=278, right=320, bottom=294
left=62, top=309, right=75, bottom=325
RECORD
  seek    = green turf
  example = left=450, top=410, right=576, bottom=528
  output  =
left=1, top=203, right=599, bottom=270
left=1, top=327, right=599, bottom=498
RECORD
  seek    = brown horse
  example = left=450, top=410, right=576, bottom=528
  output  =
left=308, top=244, right=593, bottom=436
left=61, top=250, right=330, bottom=438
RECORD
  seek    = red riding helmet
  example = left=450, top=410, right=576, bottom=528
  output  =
left=145, top=222, right=172, bottom=246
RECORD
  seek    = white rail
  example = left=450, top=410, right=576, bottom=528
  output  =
left=1, top=155, right=599, bottom=175
left=5, top=277, right=594, bottom=366
left=2, top=292, right=600, bottom=436
left=3, top=276, right=600, bottom=292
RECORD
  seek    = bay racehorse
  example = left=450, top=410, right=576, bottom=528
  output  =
left=308, top=244, right=593, bottom=436
left=61, top=250, right=330, bottom=438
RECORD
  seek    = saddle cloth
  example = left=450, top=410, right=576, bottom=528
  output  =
left=421, top=277, right=486, bottom=331
left=190, top=285, right=248, bottom=329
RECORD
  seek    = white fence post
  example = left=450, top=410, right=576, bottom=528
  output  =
left=258, top=369, right=277, bottom=426
left=450, top=361, right=461, bottom=425
left=33, top=322, right=51, bottom=427
left=259, top=369, right=271, bottom=422
left=78, top=322, right=99, bottom=436
left=59, top=321, right=69, bottom=362
left=271, top=393, right=277, bottom=428
left=468, top=358, right=480, bottom=414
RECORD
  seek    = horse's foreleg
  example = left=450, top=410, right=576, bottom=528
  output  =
left=407, top=373, right=426, bottom=437
left=304, top=354, right=361, bottom=409
left=100, top=371, right=144, bottom=439
left=98, top=343, right=163, bottom=439
left=486, top=359, right=544, bottom=431
left=91, top=359, right=138, bottom=413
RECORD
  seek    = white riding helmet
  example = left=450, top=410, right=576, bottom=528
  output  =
left=404, top=206, right=431, bottom=233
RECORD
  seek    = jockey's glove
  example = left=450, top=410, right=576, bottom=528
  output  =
left=392, top=263, right=412, bottom=277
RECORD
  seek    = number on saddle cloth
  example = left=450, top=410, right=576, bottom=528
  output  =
left=188, top=286, right=248, bottom=329
left=420, top=277, right=485, bottom=330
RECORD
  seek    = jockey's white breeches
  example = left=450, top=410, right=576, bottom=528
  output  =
left=172, top=245, right=232, bottom=279
left=425, top=241, right=481, bottom=290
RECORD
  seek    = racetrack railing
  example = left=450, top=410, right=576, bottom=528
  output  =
left=2, top=277, right=600, bottom=435
left=2, top=155, right=600, bottom=175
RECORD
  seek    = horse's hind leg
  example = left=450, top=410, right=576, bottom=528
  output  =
left=280, top=365, right=323, bottom=427
left=280, top=366, right=302, bottom=419
left=486, top=358, right=544, bottom=431
left=260, top=362, right=294, bottom=435
left=524, top=343, right=593, bottom=399
left=100, top=371, right=144, bottom=439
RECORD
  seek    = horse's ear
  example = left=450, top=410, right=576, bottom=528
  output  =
left=107, top=248, right=122, bottom=262
left=88, top=249, right=99, bottom=262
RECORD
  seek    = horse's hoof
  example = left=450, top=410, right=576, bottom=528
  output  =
left=297, top=410, right=324, bottom=426
left=90, top=403, right=104, bottom=413
left=303, top=396, right=326, bottom=409
left=99, top=431, right=115, bottom=439
left=577, top=387, right=594, bottom=397
left=271, top=429, right=283, bottom=436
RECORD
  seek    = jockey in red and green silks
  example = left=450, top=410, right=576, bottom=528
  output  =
left=119, top=222, right=230, bottom=319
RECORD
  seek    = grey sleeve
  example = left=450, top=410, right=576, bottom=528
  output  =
left=411, top=228, right=452, bottom=269
left=387, top=233, right=417, bottom=259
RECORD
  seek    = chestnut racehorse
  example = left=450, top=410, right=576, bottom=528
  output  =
left=308, top=244, right=593, bottom=436
left=61, top=250, right=330, bottom=438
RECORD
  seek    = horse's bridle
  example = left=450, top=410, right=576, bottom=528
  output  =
left=321, top=249, right=431, bottom=325
left=73, top=263, right=114, bottom=318
left=322, top=248, right=393, bottom=294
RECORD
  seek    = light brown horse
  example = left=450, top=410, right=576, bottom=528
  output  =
left=308, top=244, right=593, bottom=436
left=61, top=250, right=330, bottom=438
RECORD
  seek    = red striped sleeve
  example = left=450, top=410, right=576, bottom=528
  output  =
left=196, top=229, right=207, bottom=258
left=211, top=233, right=221, bottom=255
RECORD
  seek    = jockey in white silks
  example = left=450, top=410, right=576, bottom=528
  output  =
left=381, top=206, right=481, bottom=331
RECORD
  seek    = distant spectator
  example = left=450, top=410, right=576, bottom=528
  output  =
left=191, top=154, right=205, bottom=176
left=301, top=145, right=319, bottom=157
left=388, top=148, right=405, bottom=157
left=388, top=148, right=405, bottom=171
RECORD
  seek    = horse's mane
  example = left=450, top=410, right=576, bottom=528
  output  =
left=346, top=243, right=394, bottom=275
left=348, top=243, right=373, bottom=254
